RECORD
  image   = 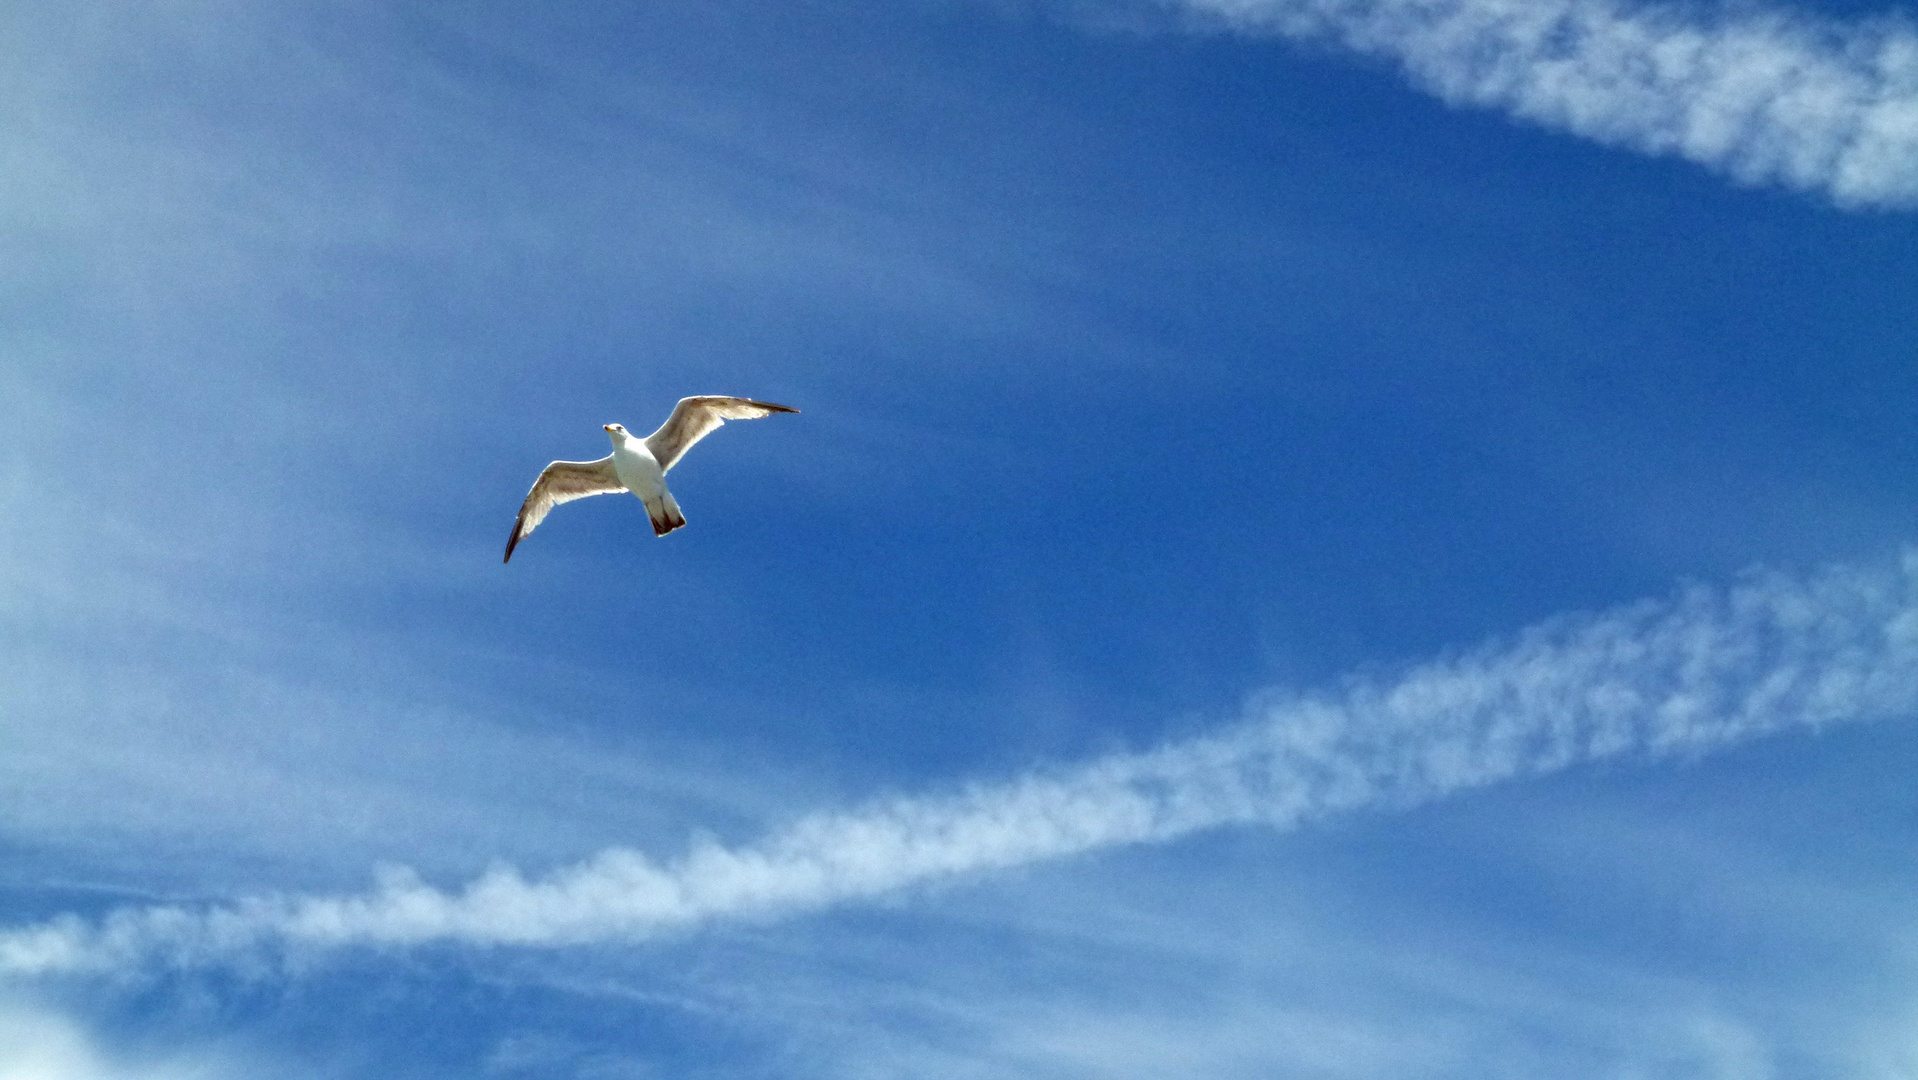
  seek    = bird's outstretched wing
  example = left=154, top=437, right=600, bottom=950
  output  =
left=504, top=456, right=624, bottom=562
left=645, top=396, right=798, bottom=473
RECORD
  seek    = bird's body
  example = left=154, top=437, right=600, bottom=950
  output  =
left=607, top=426, right=682, bottom=536
left=504, top=395, right=797, bottom=562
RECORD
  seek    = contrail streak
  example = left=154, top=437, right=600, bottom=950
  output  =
left=1161, top=0, right=1918, bottom=207
left=4, top=553, right=1916, bottom=976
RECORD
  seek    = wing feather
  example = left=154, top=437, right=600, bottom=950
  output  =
left=644, top=396, right=798, bottom=473
left=504, top=456, right=623, bottom=562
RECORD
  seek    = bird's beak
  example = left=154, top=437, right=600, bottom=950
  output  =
left=603, top=424, right=616, bottom=432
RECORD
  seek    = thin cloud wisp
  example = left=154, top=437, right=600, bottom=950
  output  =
left=3, top=553, right=1915, bottom=977
left=1166, top=0, right=1918, bottom=207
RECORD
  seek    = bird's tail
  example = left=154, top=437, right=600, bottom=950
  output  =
left=647, top=493, right=687, bottom=537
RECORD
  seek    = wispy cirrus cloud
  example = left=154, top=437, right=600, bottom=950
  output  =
left=4, top=552, right=1915, bottom=977
left=1159, top=0, right=1918, bottom=207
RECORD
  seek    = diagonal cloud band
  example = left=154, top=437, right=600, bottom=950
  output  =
left=5, top=552, right=1918, bottom=976
left=1157, top=0, right=1918, bottom=207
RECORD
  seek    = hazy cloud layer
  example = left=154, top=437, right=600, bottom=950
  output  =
left=4, top=552, right=1915, bottom=976
left=1163, top=0, right=1918, bottom=206
left=0, top=1003, right=233, bottom=1080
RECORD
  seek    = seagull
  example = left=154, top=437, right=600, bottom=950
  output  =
left=504, top=396, right=798, bottom=562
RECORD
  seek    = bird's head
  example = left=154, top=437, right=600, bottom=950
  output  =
left=603, top=423, right=628, bottom=439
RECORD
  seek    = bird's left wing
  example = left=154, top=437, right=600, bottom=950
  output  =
left=645, top=396, right=798, bottom=472
left=504, top=456, right=623, bottom=562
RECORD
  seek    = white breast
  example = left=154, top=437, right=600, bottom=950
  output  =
left=610, top=437, right=667, bottom=500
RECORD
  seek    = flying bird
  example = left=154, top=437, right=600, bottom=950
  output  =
left=504, top=396, right=798, bottom=562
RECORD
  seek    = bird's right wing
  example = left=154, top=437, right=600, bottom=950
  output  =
left=504, top=456, right=624, bottom=562
left=645, top=396, right=798, bottom=473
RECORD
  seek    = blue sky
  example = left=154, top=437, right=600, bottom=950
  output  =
left=3, top=0, right=1917, bottom=1075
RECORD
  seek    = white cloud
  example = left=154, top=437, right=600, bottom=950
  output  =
left=3, top=551, right=1915, bottom=976
left=0, top=1004, right=228, bottom=1080
left=1158, top=0, right=1918, bottom=206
